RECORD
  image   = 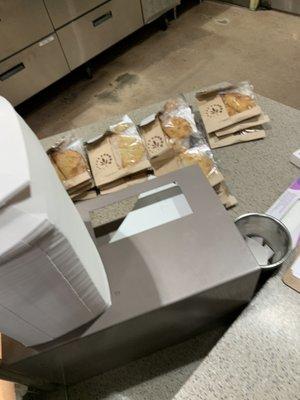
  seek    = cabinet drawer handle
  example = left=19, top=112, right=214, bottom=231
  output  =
left=92, top=11, right=112, bottom=27
left=0, top=63, right=25, bottom=81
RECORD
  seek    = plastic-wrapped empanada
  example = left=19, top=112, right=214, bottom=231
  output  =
left=221, top=92, right=256, bottom=116
left=180, top=147, right=215, bottom=177
left=160, top=96, right=199, bottom=145
left=116, top=135, right=146, bottom=167
left=51, top=149, right=87, bottom=179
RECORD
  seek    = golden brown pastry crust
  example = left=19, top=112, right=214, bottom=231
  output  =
left=180, top=151, right=214, bottom=176
left=51, top=149, right=87, bottom=179
left=117, top=135, right=145, bottom=168
left=50, top=158, right=66, bottom=182
left=163, top=116, right=192, bottom=139
left=221, top=92, right=256, bottom=116
left=110, top=123, right=132, bottom=134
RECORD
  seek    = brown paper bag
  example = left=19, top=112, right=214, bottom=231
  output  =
left=87, top=132, right=151, bottom=188
left=152, top=151, right=224, bottom=187
left=282, top=247, right=300, bottom=293
left=215, top=114, right=270, bottom=137
left=196, top=82, right=262, bottom=134
left=207, top=129, right=266, bottom=149
left=73, top=189, right=98, bottom=202
left=100, top=172, right=151, bottom=195
left=48, top=137, right=93, bottom=195
left=139, top=115, right=173, bottom=160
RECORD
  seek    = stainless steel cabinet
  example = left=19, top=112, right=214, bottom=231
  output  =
left=0, top=34, right=70, bottom=106
left=271, top=0, right=300, bottom=14
left=141, top=0, right=180, bottom=24
left=217, top=0, right=249, bottom=6
left=0, top=0, right=53, bottom=61
left=57, top=0, right=143, bottom=70
left=44, top=0, right=105, bottom=29
left=0, top=0, right=183, bottom=104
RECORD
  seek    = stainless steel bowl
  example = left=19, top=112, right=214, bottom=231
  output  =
left=235, top=213, right=292, bottom=270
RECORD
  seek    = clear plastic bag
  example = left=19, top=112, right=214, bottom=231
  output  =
left=139, top=114, right=174, bottom=160
left=153, top=97, right=224, bottom=186
left=47, top=136, right=91, bottom=189
left=159, top=95, right=203, bottom=150
left=214, top=181, right=237, bottom=209
left=109, top=115, right=148, bottom=168
left=179, top=144, right=219, bottom=181
left=219, top=81, right=256, bottom=116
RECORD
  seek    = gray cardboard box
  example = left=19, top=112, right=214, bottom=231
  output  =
left=5, top=167, right=260, bottom=385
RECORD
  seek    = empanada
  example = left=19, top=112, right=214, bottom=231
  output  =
left=50, top=158, right=66, bottom=182
left=180, top=151, right=214, bottom=176
left=221, top=92, right=256, bottom=116
left=51, top=149, right=87, bottom=179
left=163, top=116, right=192, bottom=139
left=111, top=123, right=132, bottom=134
left=117, top=136, right=145, bottom=167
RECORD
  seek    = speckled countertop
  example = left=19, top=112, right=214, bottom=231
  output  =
left=42, top=93, right=300, bottom=400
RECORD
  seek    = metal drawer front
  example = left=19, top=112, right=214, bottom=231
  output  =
left=44, top=0, right=104, bottom=29
left=0, top=35, right=70, bottom=106
left=271, top=0, right=300, bottom=15
left=0, top=0, right=53, bottom=61
left=57, top=0, right=143, bottom=70
left=141, top=0, right=180, bottom=24
left=216, top=0, right=249, bottom=6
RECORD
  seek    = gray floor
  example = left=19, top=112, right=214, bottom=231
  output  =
left=20, top=0, right=300, bottom=139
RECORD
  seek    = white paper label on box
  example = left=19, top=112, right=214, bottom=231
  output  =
left=267, top=178, right=300, bottom=249
left=292, top=256, right=300, bottom=279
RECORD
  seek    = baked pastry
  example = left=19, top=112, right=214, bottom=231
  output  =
left=180, top=151, right=214, bottom=176
left=117, top=135, right=145, bottom=167
left=50, top=158, right=66, bottom=182
left=51, top=149, right=87, bottom=179
left=221, top=92, right=256, bottom=116
left=162, top=116, right=192, bottom=139
left=163, top=98, right=183, bottom=113
left=111, top=122, right=132, bottom=134
left=224, top=104, right=236, bottom=117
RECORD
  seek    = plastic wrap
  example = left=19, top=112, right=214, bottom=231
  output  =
left=214, top=181, right=237, bottom=209
left=139, top=114, right=174, bottom=160
left=180, top=145, right=215, bottom=178
left=159, top=95, right=202, bottom=150
left=86, top=116, right=151, bottom=190
left=47, top=136, right=92, bottom=191
left=149, top=97, right=224, bottom=187
left=196, top=81, right=262, bottom=134
left=179, top=143, right=223, bottom=187
left=110, top=115, right=148, bottom=168
left=219, top=81, right=256, bottom=116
